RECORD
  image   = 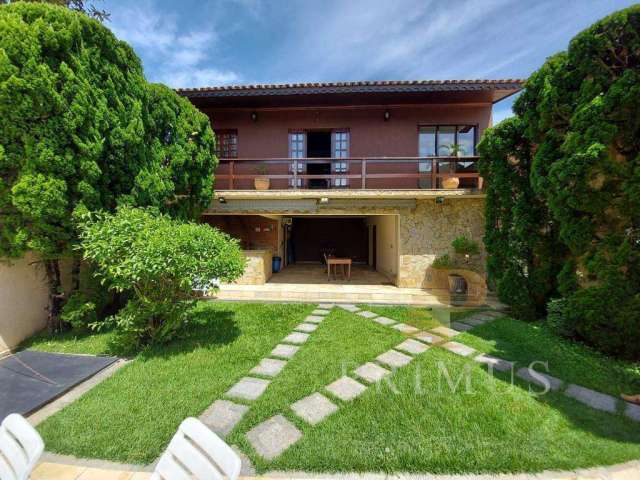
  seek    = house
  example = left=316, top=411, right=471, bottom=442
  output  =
left=178, top=80, right=523, bottom=304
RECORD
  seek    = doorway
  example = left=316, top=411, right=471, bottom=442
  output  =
left=306, top=131, right=331, bottom=189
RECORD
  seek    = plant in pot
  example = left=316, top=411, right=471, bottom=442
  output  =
left=441, top=143, right=465, bottom=189
left=254, top=164, right=270, bottom=190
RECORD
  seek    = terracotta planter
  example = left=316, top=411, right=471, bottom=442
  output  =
left=254, top=177, right=270, bottom=190
left=442, top=177, right=460, bottom=189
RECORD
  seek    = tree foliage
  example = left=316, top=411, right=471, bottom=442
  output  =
left=0, top=3, right=218, bottom=330
left=480, top=5, right=640, bottom=358
left=78, top=207, right=245, bottom=347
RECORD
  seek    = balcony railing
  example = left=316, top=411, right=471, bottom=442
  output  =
left=214, top=156, right=483, bottom=191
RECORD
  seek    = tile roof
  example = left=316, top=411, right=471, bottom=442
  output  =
left=177, top=79, right=524, bottom=97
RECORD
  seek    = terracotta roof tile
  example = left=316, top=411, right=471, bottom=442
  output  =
left=176, top=79, right=524, bottom=97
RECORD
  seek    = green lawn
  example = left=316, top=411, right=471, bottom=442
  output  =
left=359, top=304, right=442, bottom=330
left=28, top=302, right=640, bottom=473
left=34, top=301, right=313, bottom=464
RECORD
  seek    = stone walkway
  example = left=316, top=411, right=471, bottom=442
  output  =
left=200, top=305, right=335, bottom=438
left=238, top=303, right=640, bottom=463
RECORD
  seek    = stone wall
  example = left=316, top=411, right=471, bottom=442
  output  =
left=235, top=249, right=273, bottom=285
left=398, top=198, right=485, bottom=288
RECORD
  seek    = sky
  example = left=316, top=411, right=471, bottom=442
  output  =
left=103, top=0, right=638, bottom=123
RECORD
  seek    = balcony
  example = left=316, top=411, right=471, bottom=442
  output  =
left=214, top=157, right=483, bottom=191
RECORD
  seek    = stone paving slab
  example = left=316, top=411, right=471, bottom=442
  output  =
left=451, top=321, right=474, bottom=332
left=356, top=310, right=378, bottom=319
left=271, top=344, right=299, bottom=359
left=395, top=338, right=430, bottom=355
left=354, top=362, right=391, bottom=383
left=473, top=354, right=514, bottom=372
left=516, top=367, right=563, bottom=391
left=312, top=309, right=331, bottom=315
left=295, top=322, right=318, bottom=333
left=231, top=445, right=256, bottom=476
left=441, top=341, right=476, bottom=357
left=462, top=315, right=494, bottom=327
left=391, top=323, right=420, bottom=334
left=283, top=332, right=310, bottom=344
left=246, top=414, right=302, bottom=460
left=338, top=304, right=360, bottom=312
left=414, top=331, right=444, bottom=344
left=226, top=377, right=270, bottom=401
left=373, top=316, right=396, bottom=326
left=200, top=400, right=249, bottom=436
left=625, top=402, right=640, bottom=422
left=318, top=303, right=334, bottom=309
left=250, top=358, right=287, bottom=377
left=291, top=392, right=338, bottom=425
left=431, top=326, right=460, bottom=337
left=325, top=376, right=367, bottom=401
left=305, top=315, right=325, bottom=324
left=564, top=384, right=617, bottom=413
left=376, top=349, right=412, bottom=368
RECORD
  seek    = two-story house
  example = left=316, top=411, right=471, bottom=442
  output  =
left=179, top=80, right=522, bottom=304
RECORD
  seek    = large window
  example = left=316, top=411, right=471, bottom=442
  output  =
left=214, top=129, right=238, bottom=158
left=418, top=125, right=477, bottom=157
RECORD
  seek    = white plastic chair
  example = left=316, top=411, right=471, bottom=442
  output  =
left=152, top=417, right=241, bottom=480
left=0, top=413, right=45, bottom=480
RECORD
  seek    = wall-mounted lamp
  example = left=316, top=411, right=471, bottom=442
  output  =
left=435, top=196, right=445, bottom=205
left=319, top=197, right=329, bottom=204
left=218, top=197, right=226, bottom=204
left=383, top=109, right=391, bottom=121
left=250, top=111, right=258, bottom=122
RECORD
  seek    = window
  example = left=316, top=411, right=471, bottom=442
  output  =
left=289, top=132, right=306, bottom=158
left=288, top=132, right=305, bottom=187
left=214, top=130, right=238, bottom=158
left=332, top=130, right=349, bottom=158
left=418, top=125, right=476, bottom=157
left=333, top=178, right=348, bottom=187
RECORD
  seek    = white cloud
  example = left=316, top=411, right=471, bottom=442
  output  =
left=108, top=1, right=239, bottom=88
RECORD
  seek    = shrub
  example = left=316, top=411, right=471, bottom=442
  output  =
left=431, top=254, right=454, bottom=269
left=79, top=207, right=245, bottom=347
left=451, top=236, right=480, bottom=256
left=60, top=291, right=97, bottom=330
left=479, top=5, right=640, bottom=358
left=0, top=3, right=218, bottom=331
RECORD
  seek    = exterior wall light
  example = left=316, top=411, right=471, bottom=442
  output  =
left=435, top=196, right=445, bottom=204
left=319, top=197, right=329, bottom=204
left=383, top=110, right=391, bottom=121
left=250, top=112, right=258, bottom=122
left=218, top=197, right=226, bottom=204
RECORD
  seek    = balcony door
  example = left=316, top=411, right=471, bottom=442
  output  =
left=288, top=130, right=350, bottom=189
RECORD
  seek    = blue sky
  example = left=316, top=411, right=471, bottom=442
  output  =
left=103, top=0, right=637, bottom=122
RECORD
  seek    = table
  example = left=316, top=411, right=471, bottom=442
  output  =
left=327, top=258, right=352, bottom=281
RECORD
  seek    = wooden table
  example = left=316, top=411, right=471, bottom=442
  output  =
left=327, top=258, right=352, bottom=281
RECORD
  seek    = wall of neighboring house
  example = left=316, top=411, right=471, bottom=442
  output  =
left=0, top=253, right=48, bottom=357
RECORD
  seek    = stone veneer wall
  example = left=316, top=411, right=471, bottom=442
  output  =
left=397, top=198, right=485, bottom=288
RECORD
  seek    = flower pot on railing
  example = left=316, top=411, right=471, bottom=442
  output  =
left=254, top=177, right=270, bottom=190
left=442, top=177, right=460, bottom=189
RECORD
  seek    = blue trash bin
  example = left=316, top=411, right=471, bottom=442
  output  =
left=272, top=256, right=282, bottom=273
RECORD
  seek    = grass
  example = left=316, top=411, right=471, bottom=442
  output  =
left=455, top=317, right=640, bottom=397
left=34, top=301, right=313, bottom=464
left=358, top=304, right=441, bottom=330
left=21, top=328, right=116, bottom=356
left=28, top=303, right=640, bottom=473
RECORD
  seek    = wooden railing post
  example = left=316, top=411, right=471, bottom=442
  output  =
left=229, top=160, right=234, bottom=190
left=431, top=158, right=437, bottom=189
left=293, top=159, right=299, bottom=190
left=361, top=158, right=367, bottom=189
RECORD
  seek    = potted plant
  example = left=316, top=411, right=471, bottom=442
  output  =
left=254, top=165, right=270, bottom=190
left=441, top=143, right=466, bottom=189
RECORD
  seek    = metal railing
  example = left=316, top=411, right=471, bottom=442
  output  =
left=214, top=156, right=483, bottom=190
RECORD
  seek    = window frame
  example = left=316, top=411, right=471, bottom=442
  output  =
left=417, top=124, right=478, bottom=157
left=214, top=129, right=238, bottom=159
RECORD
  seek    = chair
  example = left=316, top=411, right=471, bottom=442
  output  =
left=0, top=413, right=45, bottom=480
left=152, top=417, right=241, bottom=480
